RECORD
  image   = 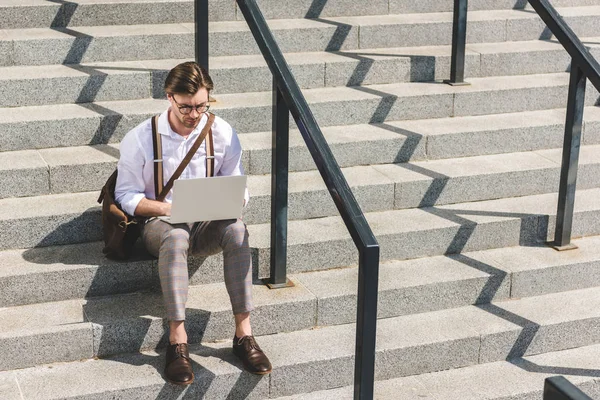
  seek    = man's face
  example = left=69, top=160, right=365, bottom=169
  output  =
left=168, top=88, right=210, bottom=130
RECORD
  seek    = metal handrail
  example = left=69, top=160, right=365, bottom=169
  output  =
left=196, top=0, right=381, bottom=398
left=448, top=0, right=600, bottom=249
left=544, top=376, right=593, bottom=400
left=235, top=2, right=380, bottom=398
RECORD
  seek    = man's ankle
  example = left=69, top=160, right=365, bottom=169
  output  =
left=169, top=320, right=188, bottom=344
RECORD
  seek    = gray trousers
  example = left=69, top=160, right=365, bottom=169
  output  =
left=141, top=218, right=254, bottom=321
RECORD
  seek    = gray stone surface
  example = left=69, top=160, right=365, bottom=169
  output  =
left=65, top=0, right=234, bottom=27
left=453, top=73, right=570, bottom=116
left=242, top=0, right=389, bottom=20
left=208, top=19, right=359, bottom=58
left=249, top=204, right=528, bottom=276
left=290, top=344, right=600, bottom=400
left=9, top=292, right=600, bottom=397
left=244, top=165, right=395, bottom=224
left=0, top=241, right=154, bottom=307
left=373, top=151, right=561, bottom=209
left=39, top=144, right=118, bottom=194
left=84, top=279, right=316, bottom=356
left=0, top=372, right=21, bottom=400
left=486, top=286, right=600, bottom=357
left=296, top=254, right=510, bottom=326
left=347, top=14, right=506, bottom=49
left=0, top=323, right=94, bottom=370
left=0, top=0, right=236, bottom=29
left=0, top=2, right=60, bottom=30
left=468, top=236, right=600, bottom=298
left=397, top=46, right=481, bottom=82
left=240, top=123, right=426, bottom=175
left=0, top=192, right=101, bottom=250
left=0, top=62, right=151, bottom=107
left=275, top=376, right=426, bottom=400
left=390, top=0, right=600, bottom=13
left=407, top=108, right=569, bottom=160
left=0, top=149, right=48, bottom=199
left=16, top=346, right=270, bottom=400
left=6, top=25, right=193, bottom=66
left=506, top=9, right=600, bottom=41
left=471, top=41, right=571, bottom=76
left=324, top=54, right=411, bottom=87
left=11, top=7, right=600, bottom=67
left=0, top=298, right=94, bottom=370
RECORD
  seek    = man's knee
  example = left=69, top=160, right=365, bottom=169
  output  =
left=161, top=228, right=191, bottom=251
left=221, top=219, right=248, bottom=248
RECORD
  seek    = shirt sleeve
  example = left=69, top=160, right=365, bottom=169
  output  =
left=218, top=126, right=250, bottom=206
left=115, top=127, right=148, bottom=216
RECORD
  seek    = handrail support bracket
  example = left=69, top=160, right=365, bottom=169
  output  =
left=267, top=79, right=292, bottom=289
left=552, top=62, right=586, bottom=249
left=445, top=0, right=470, bottom=86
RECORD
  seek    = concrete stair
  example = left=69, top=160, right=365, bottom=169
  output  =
left=2, top=0, right=600, bottom=399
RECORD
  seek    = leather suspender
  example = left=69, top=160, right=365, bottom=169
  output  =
left=151, top=115, right=164, bottom=200
left=206, top=127, right=215, bottom=177
left=155, top=113, right=216, bottom=202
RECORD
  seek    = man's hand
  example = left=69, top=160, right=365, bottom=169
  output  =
left=134, top=198, right=171, bottom=217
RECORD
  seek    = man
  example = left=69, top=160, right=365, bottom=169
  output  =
left=115, top=61, right=271, bottom=385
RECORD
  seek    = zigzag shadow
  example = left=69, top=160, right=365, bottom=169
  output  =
left=300, top=1, right=598, bottom=382
left=82, top=297, right=264, bottom=399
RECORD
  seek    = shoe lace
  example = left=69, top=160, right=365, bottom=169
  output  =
left=175, top=343, right=189, bottom=359
left=239, top=336, right=262, bottom=352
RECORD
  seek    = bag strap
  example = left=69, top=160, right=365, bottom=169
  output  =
left=206, top=127, right=214, bottom=177
left=151, top=115, right=164, bottom=200
left=156, top=112, right=215, bottom=202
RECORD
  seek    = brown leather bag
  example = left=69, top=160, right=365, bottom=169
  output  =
left=98, top=113, right=215, bottom=260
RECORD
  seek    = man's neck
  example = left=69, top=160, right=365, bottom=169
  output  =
left=167, top=108, right=195, bottom=138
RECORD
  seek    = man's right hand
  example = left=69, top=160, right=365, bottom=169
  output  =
left=134, top=198, right=172, bottom=217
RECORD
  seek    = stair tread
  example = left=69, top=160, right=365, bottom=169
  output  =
left=273, top=344, right=600, bottom=399
left=5, top=285, right=600, bottom=397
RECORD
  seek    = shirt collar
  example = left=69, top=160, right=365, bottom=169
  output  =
left=158, top=108, right=209, bottom=140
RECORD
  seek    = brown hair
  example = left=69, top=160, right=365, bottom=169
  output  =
left=164, top=61, right=214, bottom=96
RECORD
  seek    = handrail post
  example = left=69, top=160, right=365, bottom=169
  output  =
left=354, top=246, right=380, bottom=400
left=445, top=0, right=470, bottom=86
left=544, top=376, right=593, bottom=400
left=267, top=81, right=293, bottom=289
left=195, top=0, right=209, bottom=72
left=552, top=62, right=586, bottom=251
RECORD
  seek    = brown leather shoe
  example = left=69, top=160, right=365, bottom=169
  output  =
left=233, top=335, right=272, bottom=375
left=164, top=343, right=194, bottom=385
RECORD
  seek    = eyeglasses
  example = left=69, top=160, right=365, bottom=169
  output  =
left=171, top=95, right=210, bottom=115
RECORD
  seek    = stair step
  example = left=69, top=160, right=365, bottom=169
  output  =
left=273, top=343, right=600, bottom=399
left=0, top=0, right=236, bottom=29
left=5, top=36, right=600, bottom=107
left=1, top=183, right=599, bottom=257
left=3, top=106, right=599, bottom=167
left=5, top=286, right=600, bottom=395
left=4, top=141, right=600, bottom=218
left=0, top=53, right=411, bottom=107
left=3, top=221, right=600, bottom=314
left=2, top=150, right=600, bottom=248
left=2, top=0, right=599, bottom=31
left=3, top=7, right=600, bottom=66
left=296, top=235, right=600, bottom=326
left=0, top=0, right=398, bottom=30
left=249, top=188, right=600, bottom=276
left=4, top=36, right=600, bottom=107
left=329, top=6, right=600, bottom=49
left=1, top=72, right=595, bottom=150
left=392, top=0, right=600, bottom=14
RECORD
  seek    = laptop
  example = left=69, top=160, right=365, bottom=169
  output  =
left=157, top=175, right=247, bottom=224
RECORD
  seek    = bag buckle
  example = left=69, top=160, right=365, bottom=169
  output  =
left=118, top=220, right=138, bottom=229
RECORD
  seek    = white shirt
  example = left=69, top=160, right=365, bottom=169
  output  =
left=115, top=109, right=248, bottom=216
